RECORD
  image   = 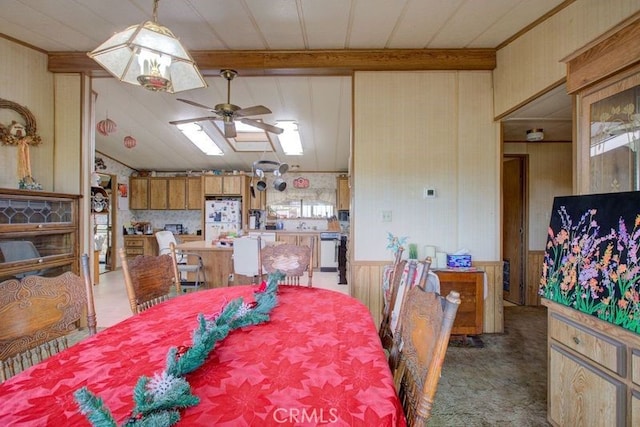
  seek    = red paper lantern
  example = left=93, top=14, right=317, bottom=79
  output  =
left=123, top=135, right=137, bottom=149
left=96, top=118, right=117, bottom=136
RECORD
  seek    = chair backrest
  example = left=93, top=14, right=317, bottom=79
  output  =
left=0, top=253, right=97, bottom=381
left=118, top=248, right=180, bottom=314
left=155, top=230, right=178, bottom=256
left=380, top=259, right=415, bottom=352
left=393, top=288, right=461, bottom=425
left=379, top=248, right=405, bottom=344
left=260, top=237, right=314, bottom=286
left=232, top=236, right=263, bottom=278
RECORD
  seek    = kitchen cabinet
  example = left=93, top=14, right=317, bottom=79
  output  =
left=0, top=189, right=80, bottom=282
left=542, top=299, right=640, bottom=426
left=434, top=270, right=484, bottom=336
left=248, top=181, right=266, bottom=210
left=130, top=176, right=202, bottom=210
left=203, top=175, right=244, bottom=196
left=187, top=177, right=202, bottom=210
left=275, top=232, right=319, bottom=269
left=167, top=178, right=186, bottom=210
left=149, top=178, right=168, bottom=210
left=336, top=175, right=350, bottom=211
left=123, top=235, right=158, bottom=258
left=129, top=177, right=149, bottom=210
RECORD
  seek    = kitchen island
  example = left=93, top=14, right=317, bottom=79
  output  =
left=175, top=240, right=233, bottom=288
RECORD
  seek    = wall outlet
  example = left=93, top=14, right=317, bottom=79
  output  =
left=382, top=210, right=392, bottom=222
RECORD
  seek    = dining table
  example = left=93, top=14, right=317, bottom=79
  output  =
left=0, top=285, right=405, bottom=426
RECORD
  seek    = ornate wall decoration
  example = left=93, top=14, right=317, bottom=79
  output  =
left=0, top=98, right=43, bottom=188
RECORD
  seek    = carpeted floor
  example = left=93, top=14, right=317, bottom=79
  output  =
left=428, top=305, right=550, bottom=426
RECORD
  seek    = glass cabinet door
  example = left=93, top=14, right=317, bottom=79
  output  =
left=582, top=71, right=640, bottom=193
left=0, top=190, right=79, bottom=282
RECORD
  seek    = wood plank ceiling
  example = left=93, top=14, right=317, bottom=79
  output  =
left=0, top=0, right=573, bottom=172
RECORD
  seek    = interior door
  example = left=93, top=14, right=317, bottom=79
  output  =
left=503, top=156, right=526, bottom=305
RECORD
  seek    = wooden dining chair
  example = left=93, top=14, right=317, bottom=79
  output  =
left=379, top=247, right=407, bottom=350
left=392, top=287, right=461, bottom=426
left=118, top=248, right=181, bottom=314
left=0, top=253, right=97, bottom=382
left=260, top=237, right=314, bottom=286
left=382, top=260, right=420, bottom=354
left=387, top=257, right=434, bottom=371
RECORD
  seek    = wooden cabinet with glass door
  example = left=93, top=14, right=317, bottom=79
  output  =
left=0, top=189, right=80, bottom=282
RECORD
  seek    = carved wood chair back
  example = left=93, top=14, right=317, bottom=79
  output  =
left=0, top=253, right=97, bottom=381
left=379, top=248, right=410, bottom=351
left=393, top=288, right=461, bottom=425
left=260, top=237, right=314, bottom=287
left=118, top=248, right=180, bottom=314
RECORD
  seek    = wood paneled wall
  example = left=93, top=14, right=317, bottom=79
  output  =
left=527, top=251, right=545, bottom=306
left=0, top=38, right=54, bottom=190
left=352, top=261, right=504, bottom=334
left=493, top=0, right=640, bottom=118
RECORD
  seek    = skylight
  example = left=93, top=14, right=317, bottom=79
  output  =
left=276, top=121, right=303, bottom=155
left=175, top=122, right=223, bottom=155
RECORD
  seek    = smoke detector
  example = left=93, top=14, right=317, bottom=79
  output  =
left=526, top=128, right=544, bottom=142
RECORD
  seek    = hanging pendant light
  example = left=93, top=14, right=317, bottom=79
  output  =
left=87, top=0, right=206, bottom=94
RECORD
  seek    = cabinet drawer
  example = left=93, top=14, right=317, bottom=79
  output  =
left=549, top=312, right=625, bottom=375
left=633, top=390, right=640, bottom=427
left=126, top=248, right=144, bottom=256
left=125, top=239, right=144, bottom=248
left=549, top=343, right=624, bottom=426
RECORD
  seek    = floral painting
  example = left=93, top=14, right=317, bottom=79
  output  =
left=539, top=191, right=640, bottom=334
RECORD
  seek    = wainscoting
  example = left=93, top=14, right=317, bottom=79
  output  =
left=351, top=260, right=504, bottom=334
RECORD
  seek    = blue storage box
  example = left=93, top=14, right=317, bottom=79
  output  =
left=447, top=254, right=472, bottom=268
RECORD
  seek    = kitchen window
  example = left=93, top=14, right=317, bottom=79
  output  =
left=267, top=187, right=335, bottom=219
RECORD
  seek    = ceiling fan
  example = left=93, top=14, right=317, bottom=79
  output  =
left=169, top=69, right=283, bottom=138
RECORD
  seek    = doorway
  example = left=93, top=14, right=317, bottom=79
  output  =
left=92, top=173, right=117, bottom=273
left=503, top=155, right=527, bottom=305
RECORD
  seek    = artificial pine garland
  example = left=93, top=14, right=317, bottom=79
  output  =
left=74, top=272, right=283, bottom=426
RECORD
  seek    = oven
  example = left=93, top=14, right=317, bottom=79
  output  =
left=320, top=232, right=340, bottom=272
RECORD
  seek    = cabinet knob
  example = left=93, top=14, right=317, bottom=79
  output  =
left=572, top=336, right=580, bottom=345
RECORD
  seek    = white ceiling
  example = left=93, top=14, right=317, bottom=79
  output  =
left=0, top=0, right=572, bottom=172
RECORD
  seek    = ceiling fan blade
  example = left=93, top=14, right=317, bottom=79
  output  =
left=240, top=118, right=284, bottom=134
left=169, top=116, right=218, bottom=125
left=224, top=121, right=237, bottom=138
left=177, top=98, right=216, bottom=111
left=235, top=105, right=272, bottom=117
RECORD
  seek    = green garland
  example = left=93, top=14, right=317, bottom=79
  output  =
left=74, top=272, right=283, bottom=426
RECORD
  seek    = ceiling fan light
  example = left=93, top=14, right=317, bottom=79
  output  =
left=87, top=1, right=206, bottom=94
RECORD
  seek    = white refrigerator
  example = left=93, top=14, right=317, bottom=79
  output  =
left=205, top=199, right=242, bottom=241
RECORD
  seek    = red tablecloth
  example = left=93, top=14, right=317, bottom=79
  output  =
left=0, top=286, right=405, bottom=426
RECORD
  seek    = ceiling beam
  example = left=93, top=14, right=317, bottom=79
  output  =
left=48, top=49, right=496, bottom=76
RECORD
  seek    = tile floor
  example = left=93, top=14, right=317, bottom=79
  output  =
left=93, top=269, right=349, bottom=328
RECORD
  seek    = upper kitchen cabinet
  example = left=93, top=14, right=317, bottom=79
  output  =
left=129, top=176, right=202, bottom=210
left=203, top=175, right=244, bottom=196
left=129, top=177, right=149, bottom=210
left=149, top=178, right=168, bottom=210
left=336, top=175, right=350, bottom=211
left=187, top=177, right=202, bottom=210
